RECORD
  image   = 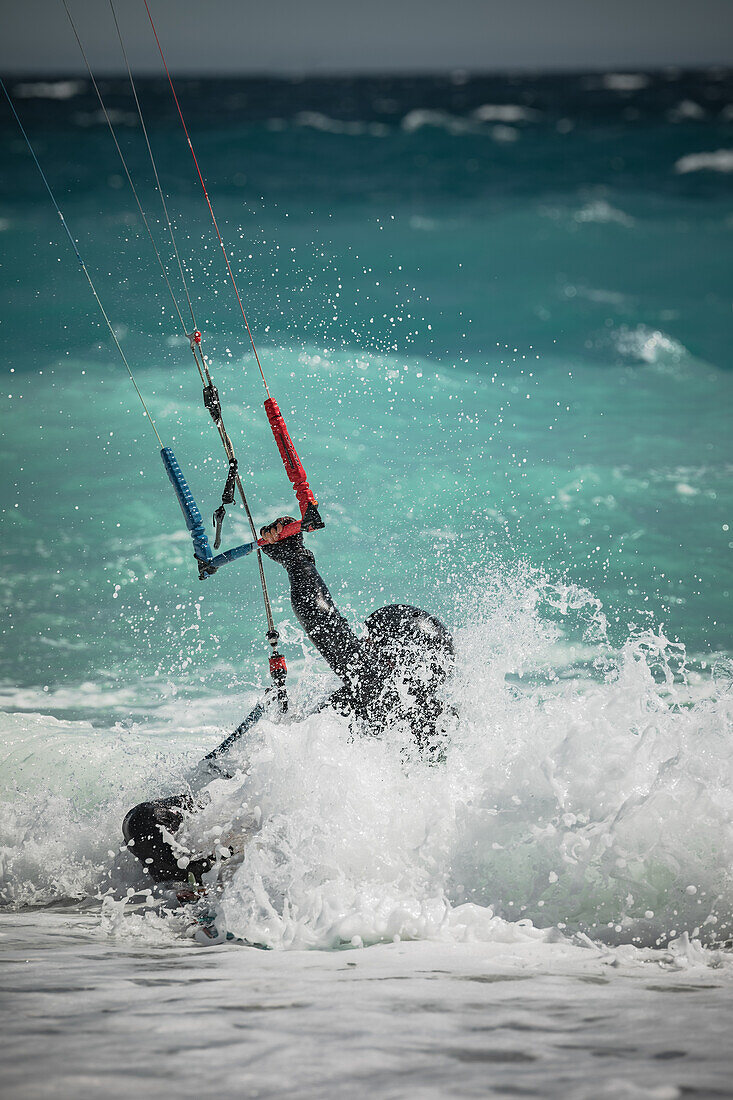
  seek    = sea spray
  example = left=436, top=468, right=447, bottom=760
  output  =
left=4, top=564, right=730, bottom=950
left=205, top=566, right=733, bottom=950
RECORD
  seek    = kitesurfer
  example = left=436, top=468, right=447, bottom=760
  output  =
left=122, top=521, right=455, bottom=885
left=6, top=12, right=455, bottom=895
left=260, top=517, right=454, bottom=752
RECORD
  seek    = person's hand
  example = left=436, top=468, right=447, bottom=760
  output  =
left=259, top=517, right=298, bottom=545
left=259, top=516, right=305, bottom=567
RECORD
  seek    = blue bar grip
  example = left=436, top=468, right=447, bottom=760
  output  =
left=210, top=541, right=257, bottom=568
left=161, top=447, right=213, bottom=565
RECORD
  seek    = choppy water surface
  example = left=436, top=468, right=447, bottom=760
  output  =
left=3, top=913, right=733, bottom=1100
left=1, top=70, right=732, bottom=1098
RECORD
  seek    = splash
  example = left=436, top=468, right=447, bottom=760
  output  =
left=193, top=566, right=733, bottom=950
left=613, top=325, right=690, bottom=370
left=5, top=564, right=728, bottom=953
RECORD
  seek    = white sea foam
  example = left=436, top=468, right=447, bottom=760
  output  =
left=472, top=104, right=539, bottom=123
left=668, top=99, right=706, bottom=122
left=575, top=286, right=630, bottom=306
left=574, top=200, right=634, bottom=227
left=294, top=112, right=388, bottom=137
left=400, top=108, right=523, bottom=142
left=4, top=912, right=731, bottom=1100
left=13, top=80, right=86, bottom=100
left=401, top=109, right=475, bottom=135
left=540, top=200, right=634, bottom=229
left=151, top=568, right=733, bottom=952
left=3, top=566, right=731, bottom=956
left=613, top=325, right=689, bottom=369
left=491, top=124, right=519, bottom=143
left=675, top=149, right=733, bottom=174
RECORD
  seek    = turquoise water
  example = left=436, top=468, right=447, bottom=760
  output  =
left=1, top=73, right=732, bottom=949
left=2, top=73, right=731, bottom=688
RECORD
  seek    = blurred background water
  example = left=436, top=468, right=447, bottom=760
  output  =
left=1, top=71, right=731, bottom=706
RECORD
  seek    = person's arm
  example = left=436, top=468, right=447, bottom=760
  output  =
left=260, top=519, right=374, bottom=703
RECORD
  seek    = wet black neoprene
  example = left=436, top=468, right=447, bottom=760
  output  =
left=123, top=536, right=452, bottom=883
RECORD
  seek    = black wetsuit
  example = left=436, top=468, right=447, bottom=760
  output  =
left=279, top=542, right=385, bottom=721
left=123, top=538, right=451, bottom=884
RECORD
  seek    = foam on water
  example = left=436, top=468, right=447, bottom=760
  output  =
left=12, top=80, right=86, bottom=100
left=2, top=562, right=731, bottom=956
left=175, top=569, right=733, bottom=952
left=674, top=149, right=733, bottom=173
left=1, top=333, right=731, bottom=950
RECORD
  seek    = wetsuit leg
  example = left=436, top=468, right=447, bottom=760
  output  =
left=122, top=794, right=213, bottom=884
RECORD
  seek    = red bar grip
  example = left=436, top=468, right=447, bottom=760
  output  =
left=256, top=519, right=302, bottom=547
left=264, top=397, right=317, bottom=519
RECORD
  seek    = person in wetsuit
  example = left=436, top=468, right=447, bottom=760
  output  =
left=122, top=519, right=455, bottom=885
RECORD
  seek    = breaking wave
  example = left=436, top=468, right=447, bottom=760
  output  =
left=2, top=565, right=731, bottom=954
left=675, top=149, right=733, bottom=174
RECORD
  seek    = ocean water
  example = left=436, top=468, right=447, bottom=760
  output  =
left=1, top=70, right=733, bottom=1098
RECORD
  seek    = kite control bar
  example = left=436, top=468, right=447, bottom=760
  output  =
left=161, top=438, right=322, bottom=581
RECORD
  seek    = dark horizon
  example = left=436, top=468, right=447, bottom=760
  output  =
left=4, top=64, right=733, bottom=79
left=1, top=0, right=732, bottom=77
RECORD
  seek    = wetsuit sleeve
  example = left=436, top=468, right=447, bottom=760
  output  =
left=284, top=549, right=367, bottom=689
left=261, top=530, right=380, bottom=712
